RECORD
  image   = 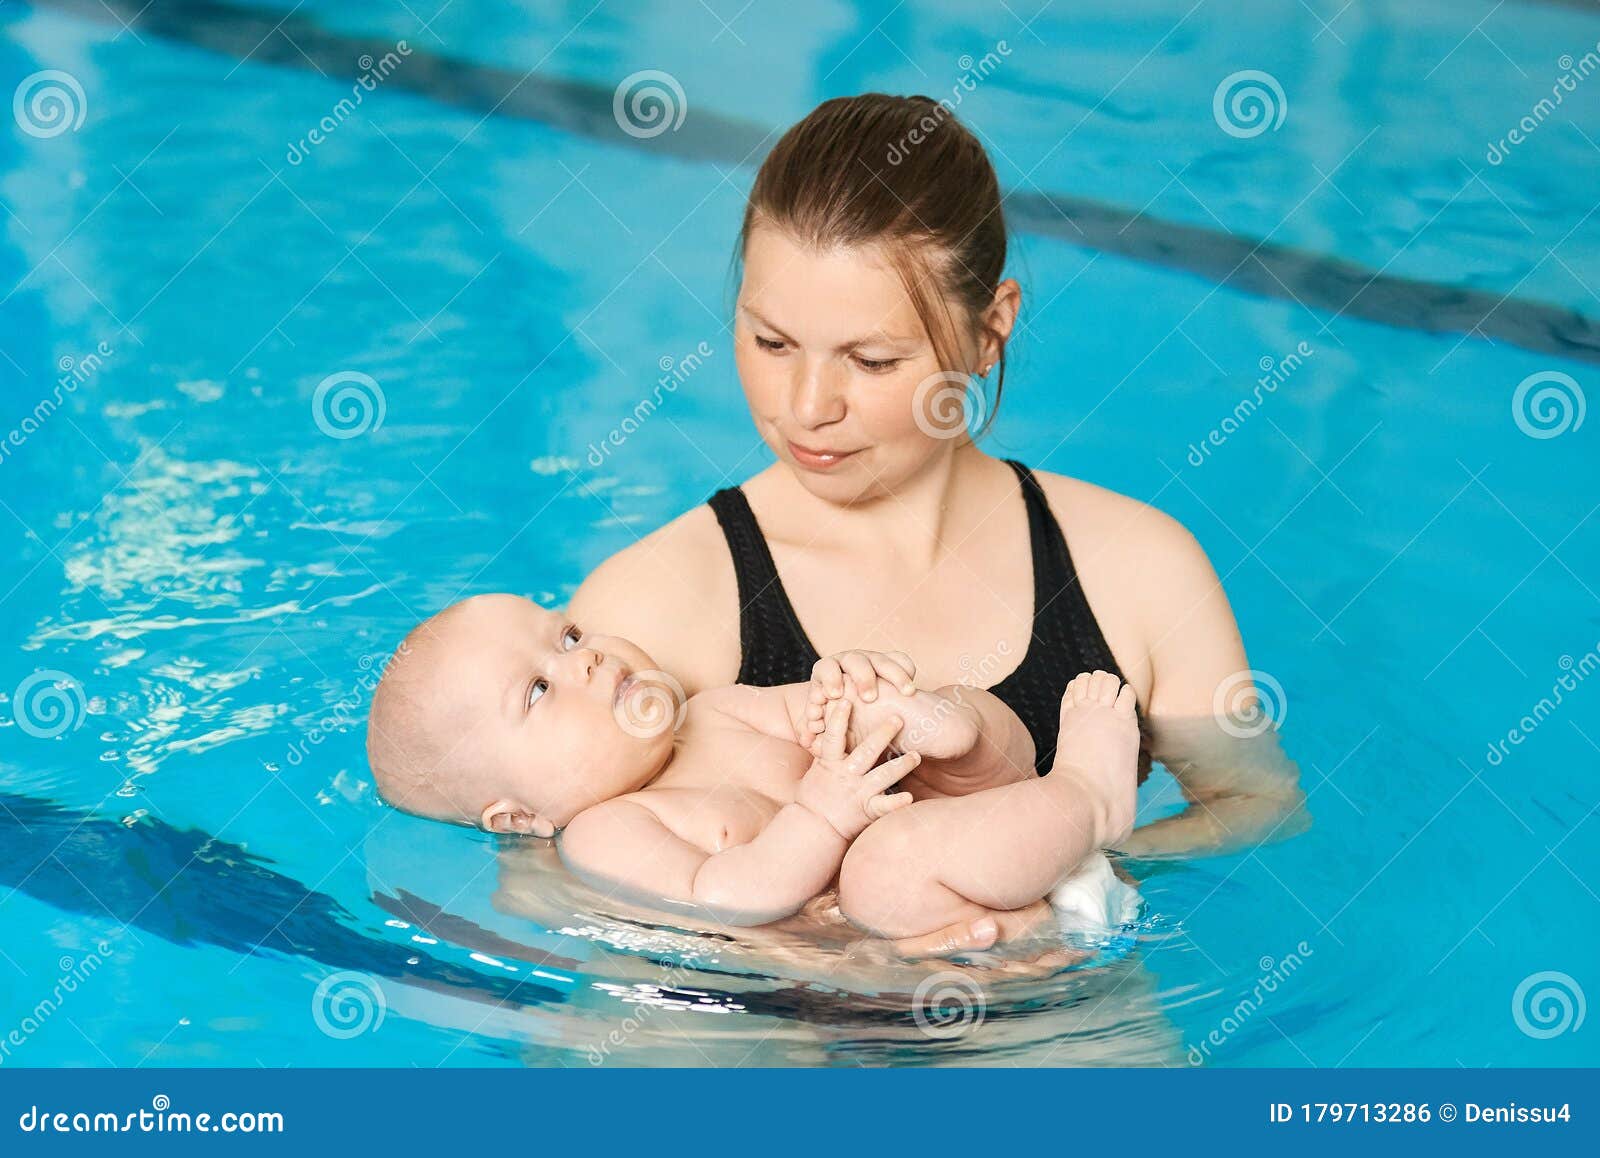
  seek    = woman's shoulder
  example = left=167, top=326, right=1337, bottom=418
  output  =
left=1031, top=468, right=1203, bottom=559
left=1029, top=466, right=1222, bottom=630
left=567, top=497, right=740, bottom=690
left=570, top=501, right=732, bottom=616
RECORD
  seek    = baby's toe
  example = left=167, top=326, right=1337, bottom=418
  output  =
left=1066, top=673, right=1091, bottom=704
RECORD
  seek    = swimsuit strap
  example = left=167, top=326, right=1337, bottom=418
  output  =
left=993, top=459, right=1138, bottom=774
left=707, top=486, right=821, bottom=687
left=1004, top=459, right=1104, bottom=644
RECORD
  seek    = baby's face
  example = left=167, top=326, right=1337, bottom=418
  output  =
left=419, top=594, right=675, bottom=831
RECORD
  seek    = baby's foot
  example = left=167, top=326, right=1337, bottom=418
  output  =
left=811, top=680, right=980, bottom=762
left=1050, top=671, right=1140, bottom=842
left=879, top=681, right=981, bottom=760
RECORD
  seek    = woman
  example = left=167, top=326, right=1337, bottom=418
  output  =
left=572, top=94, right=1303, bottom=953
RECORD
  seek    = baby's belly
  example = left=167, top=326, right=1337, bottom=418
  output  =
left=650, top=786, right=787, bottom=854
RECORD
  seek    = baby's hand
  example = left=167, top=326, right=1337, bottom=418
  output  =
left=795, top=698, right=919, bottom=842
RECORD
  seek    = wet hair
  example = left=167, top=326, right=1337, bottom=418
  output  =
left=739, top=93, right=1010, bottom=430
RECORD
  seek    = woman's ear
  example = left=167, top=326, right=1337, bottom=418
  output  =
left=479, top=800, right=557, bottom=838
left=979, top=278, right=1021, bottom=369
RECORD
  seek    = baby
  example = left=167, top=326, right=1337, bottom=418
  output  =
left=366, top=593, right=1140, bottom=940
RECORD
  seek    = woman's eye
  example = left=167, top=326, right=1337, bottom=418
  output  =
left=754, top=335, right=787, bottom=352
left=527, top=677, right=550, bottom=709
left=561, top=625, right=583, bottom=650
left=854, top=356, right=900, bottom=374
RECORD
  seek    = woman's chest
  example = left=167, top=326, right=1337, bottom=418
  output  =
left=773, top=546, right=1036, bottom=688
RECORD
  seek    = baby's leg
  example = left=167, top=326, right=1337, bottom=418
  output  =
left=838, top=672, right=1139, bottom=939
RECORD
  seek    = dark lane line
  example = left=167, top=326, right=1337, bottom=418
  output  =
left=31, top=0, right=1600, bottom=366
left=0, top=791, right=569, bottom=1015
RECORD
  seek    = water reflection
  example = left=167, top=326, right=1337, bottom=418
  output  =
left=367, top=823, right=1191, bottom=1066
left=1125, top=715, right=1308, bottom=859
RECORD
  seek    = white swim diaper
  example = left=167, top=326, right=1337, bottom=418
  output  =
left=1048, top=852, right=1142, bottom=935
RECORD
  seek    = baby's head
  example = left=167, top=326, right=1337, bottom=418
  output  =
left=366, top=594, right=678, bottom=835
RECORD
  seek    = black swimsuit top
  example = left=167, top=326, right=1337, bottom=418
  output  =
left=708, top=459, right=1143, bottom=776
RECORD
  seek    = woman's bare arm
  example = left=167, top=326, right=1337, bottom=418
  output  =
left=1123, top=514, right=1308, bottom=857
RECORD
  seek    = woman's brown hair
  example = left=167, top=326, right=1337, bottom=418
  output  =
left=738, top=93, right=1010, bottom=431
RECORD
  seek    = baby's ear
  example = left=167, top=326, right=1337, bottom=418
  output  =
left=479, top=801, right=557, bottom=839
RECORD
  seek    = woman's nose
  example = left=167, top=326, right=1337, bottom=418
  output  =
left=790, top=360, right=846, bottom=429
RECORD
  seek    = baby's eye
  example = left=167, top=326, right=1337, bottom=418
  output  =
left=527, top=677, right=550, bottom=709
left=560, top=624, right=583, bottom=650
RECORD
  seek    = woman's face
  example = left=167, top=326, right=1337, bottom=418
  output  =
left=734, top=223, right=980, bottom=502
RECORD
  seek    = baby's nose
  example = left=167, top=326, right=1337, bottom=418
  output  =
left=567, top=646, right=604, bottom=678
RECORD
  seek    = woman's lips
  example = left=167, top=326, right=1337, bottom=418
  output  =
left=787, top=441, right=860, bottom=470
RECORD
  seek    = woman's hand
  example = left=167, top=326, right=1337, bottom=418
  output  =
left=794, top=698, right=919, bottom=841
left=889, top=900, right=1060, bottom=960
left=805, top=649, right=918, bottom=749
left=891, top=915, right=1001, bottom=958
left=809, top=649, right=917, bottom=704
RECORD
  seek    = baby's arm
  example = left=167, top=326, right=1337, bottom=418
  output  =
left=560, top=797, right=847, bottom=927
left=560, top=703, right=918, bottom=927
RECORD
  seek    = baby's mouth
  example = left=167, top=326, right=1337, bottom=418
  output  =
left=613, top=671, right=636, bottom=709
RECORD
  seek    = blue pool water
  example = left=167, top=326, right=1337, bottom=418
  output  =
left=2, top=0, right=1597, bottom=1067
